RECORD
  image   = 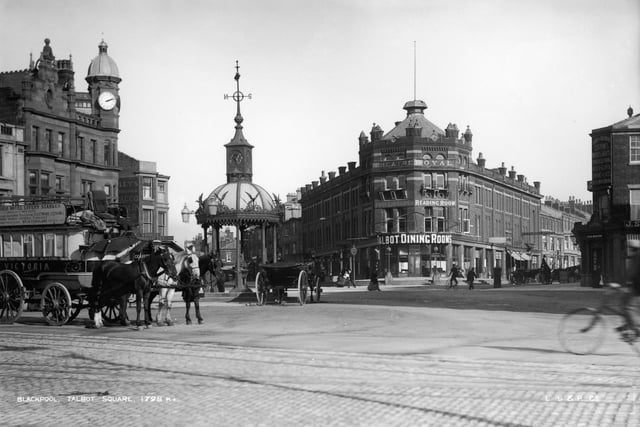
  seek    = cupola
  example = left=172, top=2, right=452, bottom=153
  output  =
left=87, top=40, right=120, bottom=81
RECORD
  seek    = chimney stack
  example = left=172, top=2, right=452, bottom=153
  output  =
left=477, top=152, right=486, bottom=168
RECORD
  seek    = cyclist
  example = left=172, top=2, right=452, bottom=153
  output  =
left=618, top=239, right=640, bottom=337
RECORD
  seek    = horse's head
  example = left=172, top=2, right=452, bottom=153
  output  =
left=184, top=252, right=201, bottom=280
left=157, top=247, right=178, bottom=280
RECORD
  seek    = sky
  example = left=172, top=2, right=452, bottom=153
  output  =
left=1, top=0, right=638, bottom=246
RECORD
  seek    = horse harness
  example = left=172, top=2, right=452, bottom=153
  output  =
left=178, top=254, right=202, bottom=289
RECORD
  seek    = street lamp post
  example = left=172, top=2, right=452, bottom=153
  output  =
left=182, top=200, right=221, bottom=256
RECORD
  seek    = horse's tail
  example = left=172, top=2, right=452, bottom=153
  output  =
left=89, top=263, right=104, bottom=328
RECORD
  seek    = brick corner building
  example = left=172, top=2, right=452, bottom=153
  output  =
left=0, top=38, right=121, bottom=200
left=299, top=99, right=546, bottom=281
left=573, top=106, right=640, bottom=286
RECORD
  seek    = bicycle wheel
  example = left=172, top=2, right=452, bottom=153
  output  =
left=558, top=307, right=606, bottom=355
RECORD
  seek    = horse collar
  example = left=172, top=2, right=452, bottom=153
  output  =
left=139, top=259, right=154, bottom=281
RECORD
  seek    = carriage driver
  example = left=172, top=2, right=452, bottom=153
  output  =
left=156, top=272, right=177, bottom=326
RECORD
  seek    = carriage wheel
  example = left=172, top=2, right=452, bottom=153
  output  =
left=41, top=282, right=72, bottom=326
left=297, top=270, right=308, bottom=306
left=0, top=270, right=24, bottom=324
left=313, top=276, right=322, bottom=303
left=255, top=272, right=267, bottom=306
left=101, top=300, right=124, bottom=324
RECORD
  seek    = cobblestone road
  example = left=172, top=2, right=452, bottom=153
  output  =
left=2, top=330, right=639, bottom=427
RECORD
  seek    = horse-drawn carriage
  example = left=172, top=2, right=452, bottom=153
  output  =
left=254, top=262, right=322, bottom=305
left=0, top=194, right=158, bottom=326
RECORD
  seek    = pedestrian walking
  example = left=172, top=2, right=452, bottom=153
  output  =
left=448, top=263, right=459, bottom=289
left=466, top=267, right=477, bottom=290
left=368, top=266, right=381, bottom=291
left=541, top=255, right=551, bottom=284
left=343, top=268, right=355, bottom=288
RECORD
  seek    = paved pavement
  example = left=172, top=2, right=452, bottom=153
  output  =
left=2, top=282, right=639, bottom=426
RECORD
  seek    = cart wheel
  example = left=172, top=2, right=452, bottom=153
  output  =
left=255, top=272, right=267, bottom=306
left=67, top=296, right=85, bottom=324
left=101, top=300, right=125, bottom=324
left=297, top=270, right=308, bottom=306
left=313, top=276, right=321, bottom=303
left=41, top=282, right=72, bottom=326
left=0, top=270, right=24, bottom=324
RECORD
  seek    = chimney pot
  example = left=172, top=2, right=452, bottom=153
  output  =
left=476, top=152, right=486, bottom=168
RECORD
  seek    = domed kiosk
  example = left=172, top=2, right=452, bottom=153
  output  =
left=185, top=62, right=280, bottom=292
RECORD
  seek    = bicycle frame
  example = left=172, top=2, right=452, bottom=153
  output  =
left=592, top=283, right=628, bottom=320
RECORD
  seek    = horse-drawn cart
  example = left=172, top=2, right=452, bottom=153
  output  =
left=254, top=262, right=321, bottom=305
left=0, top=194, right=137, bottom=326
left=0, top=262, right=98, bottom=326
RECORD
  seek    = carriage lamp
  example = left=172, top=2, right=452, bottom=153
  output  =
left=181, top=204, right=195, bottom=223
left=206, top=198, right=219, bottom=216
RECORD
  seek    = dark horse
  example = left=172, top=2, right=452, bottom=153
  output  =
left=89, top=245, right=177, bottom=329
left=176, top=251, right=204, bottom=324
left=199, top=253, right=225, bottom=293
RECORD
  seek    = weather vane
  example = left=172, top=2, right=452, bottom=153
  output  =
left=224, top=60, right=252, bottom=121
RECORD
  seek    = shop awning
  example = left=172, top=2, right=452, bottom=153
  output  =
left=508, top=250, right=531, bottom=261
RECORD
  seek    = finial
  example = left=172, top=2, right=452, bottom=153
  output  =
left=413, top=41, right=417, bottom=101
left=224, top=60, right=252, bottom=127
left=628, top=105, right=634, bottom=118
left=234, top=60, right=243, bottom=125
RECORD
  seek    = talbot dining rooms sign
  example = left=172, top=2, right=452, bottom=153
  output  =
left=377, top=233, right=452, bottom=245
left=0, top=203, right=67, bottom=227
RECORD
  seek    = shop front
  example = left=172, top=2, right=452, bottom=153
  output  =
left=376, top=232, right=452, bottom=278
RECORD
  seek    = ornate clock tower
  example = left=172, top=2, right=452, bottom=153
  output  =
left=225, top=61, right=254, bottom=183
left=86, top=39, right=121, bottom=130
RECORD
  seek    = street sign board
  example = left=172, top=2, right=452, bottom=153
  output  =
left=488, top=237, right=507, bottom=244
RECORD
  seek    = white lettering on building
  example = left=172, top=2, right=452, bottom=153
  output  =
left=377, top=233, right=452, bottom=245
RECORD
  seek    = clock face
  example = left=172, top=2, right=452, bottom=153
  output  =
left=230, top=150, right=243, bottom=164
left=98, top=91, right=117, bottom=111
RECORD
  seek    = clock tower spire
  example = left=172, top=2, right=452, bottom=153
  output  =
left=224, top=60, right=254, bottom=183
left=86, top=39, right=121, bottom=130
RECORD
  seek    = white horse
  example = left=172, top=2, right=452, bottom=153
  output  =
left=155, top=273, right=177, bottom=326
